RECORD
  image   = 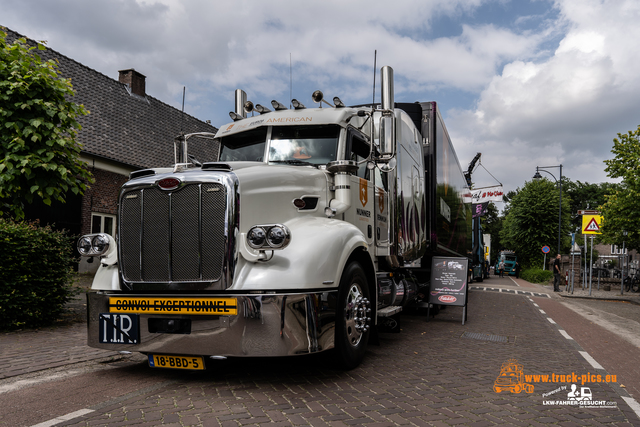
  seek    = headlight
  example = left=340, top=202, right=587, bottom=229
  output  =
left=77, top=236, right=92, bottom=255
left=91, top=234, right=110, bottom=255
left=77, top=233, right=111, bottom=256
left=267, top=226, right=287, bottom=248
left=247, top=224, right=290, bottom=250
left=247, top=227, right=267, bottom=249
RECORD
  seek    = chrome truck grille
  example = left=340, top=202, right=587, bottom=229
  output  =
left=119, top=182, right=230, bottom=289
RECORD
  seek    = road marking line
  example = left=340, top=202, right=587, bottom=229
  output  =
left=622, top=396, right=640, bottom=420
left=31, top=409, right=94, bottom=427
left=579, top=351, right=604, bottom=369
left=547, top=318, right=556, bottom=324
left=533, top=303, right=539, bottom=307
left=509, top=277, right=520, bottom=286
left=0, top=370, right=82, bottom=394
left=558, top=329, right=573, bottom=340
left=539, top=309, right=546, bottom=314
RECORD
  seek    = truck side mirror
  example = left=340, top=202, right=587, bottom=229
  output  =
left=379, top=113, right=395, bottom=158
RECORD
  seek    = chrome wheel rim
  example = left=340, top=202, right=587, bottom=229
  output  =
left=344, top=283, right=371, bottom=347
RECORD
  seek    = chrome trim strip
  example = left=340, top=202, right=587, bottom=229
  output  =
left=119, top=170, right=240, bottom=291
left=87, top=290, right=337, bottom=357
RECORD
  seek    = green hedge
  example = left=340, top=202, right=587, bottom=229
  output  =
left=520, top=268, right=553, bottom=284
left=0, top=219, right=75, bottom=330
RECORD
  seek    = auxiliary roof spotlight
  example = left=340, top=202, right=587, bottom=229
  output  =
left=291, top=99, right=306, bottom=110
left=271, top=100, right=288, bottom=111
left=229, top=111, right=243, bottom=121
left=254, top=104, right=272, bottom=114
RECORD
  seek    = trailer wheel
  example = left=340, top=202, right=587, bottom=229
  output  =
left=335, top=261, right=371, bottom=370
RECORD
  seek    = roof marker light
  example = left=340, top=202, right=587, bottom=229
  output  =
left=333, top=97, right=345, bottom=108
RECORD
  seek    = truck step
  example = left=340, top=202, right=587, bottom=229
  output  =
left=377, top=306, right=402, bottom=317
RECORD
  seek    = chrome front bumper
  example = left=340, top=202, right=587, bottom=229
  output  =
left=87, top=291, right=337, bottom=357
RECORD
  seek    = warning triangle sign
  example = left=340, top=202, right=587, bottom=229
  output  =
left=584, top=217, right=600, bottom=232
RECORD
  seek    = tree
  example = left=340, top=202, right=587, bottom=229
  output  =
left=600, top=125, right=640, bottom=250
left=500, top=179, right=571, bottom=268
left=564, top=179, right=620, bottom=234
left=0, top=30, right=93, bottom=220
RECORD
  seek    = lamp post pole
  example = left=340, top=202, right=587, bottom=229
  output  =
left=533, top=165, right=563, bottom=256
left=622, top=230, right=627, bottom=295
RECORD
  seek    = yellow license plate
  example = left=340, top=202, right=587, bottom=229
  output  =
left=109, top=297, right=237, bottom=315
left=148, top=354, right=205, bottom=370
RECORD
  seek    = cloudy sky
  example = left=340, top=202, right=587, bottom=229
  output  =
left=3, top=0, right=639, bottom=198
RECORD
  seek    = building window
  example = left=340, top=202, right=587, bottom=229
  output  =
left=610, top=245, right=628, bottom=255
left=91, top=213, right=116, bottom=236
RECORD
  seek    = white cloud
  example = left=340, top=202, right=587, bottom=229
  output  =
left=4, top=0, right=637, bottom=194
left=448, top=0, right=640, bottom=193
left=2, top=0, right=534, bottom=109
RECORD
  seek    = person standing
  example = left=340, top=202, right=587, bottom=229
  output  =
left=553, top=254, right=562, bottom=292
left=499, top=260, right=505, bottom=278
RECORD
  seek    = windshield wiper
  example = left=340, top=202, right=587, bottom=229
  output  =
left=269, top=159, right=316, bottom=166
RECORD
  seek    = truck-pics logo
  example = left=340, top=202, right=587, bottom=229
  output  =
left=494, top=359, right=535, bottom=394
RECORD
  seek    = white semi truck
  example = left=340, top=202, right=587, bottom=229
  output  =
left=78, top=66, right=471, bottom=370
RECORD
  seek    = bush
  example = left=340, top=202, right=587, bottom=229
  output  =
left=520, top=268, right=554, bottom=284
left=0, top=219, right=75, bottom=330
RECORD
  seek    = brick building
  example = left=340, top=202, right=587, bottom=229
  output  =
left=4, top=28, right=219, bottom=272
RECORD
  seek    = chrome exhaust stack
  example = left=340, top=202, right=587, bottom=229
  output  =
left=381, top=66, right=394, bottom=111
left=235, top=89, right=248, bottom=118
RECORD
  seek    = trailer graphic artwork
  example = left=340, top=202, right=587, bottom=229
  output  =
left=494, top=359, right=535, bottom=394
left=77, top=65, right=472, bottom=370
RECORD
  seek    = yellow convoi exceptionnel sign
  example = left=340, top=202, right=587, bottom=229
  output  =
left=582, top=214, right=603, bottom=235
left=109, top=297, right=238, bottom=315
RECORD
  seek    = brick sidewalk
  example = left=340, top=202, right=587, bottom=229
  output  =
left=0, top=322, right=118, bottom=380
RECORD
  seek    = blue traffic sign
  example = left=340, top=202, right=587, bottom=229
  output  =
left=542, top=246, right=550, bottom=254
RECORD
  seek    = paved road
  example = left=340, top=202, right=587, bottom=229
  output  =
left=1, top=275, right=639, bottom=426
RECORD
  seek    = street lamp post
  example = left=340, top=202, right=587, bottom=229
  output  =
left=533, top=165, right=563, bottom=256
left=622, top=230, right=627, bottom=296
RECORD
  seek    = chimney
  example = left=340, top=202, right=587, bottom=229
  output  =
left=118, top=69, right=146, bottom=97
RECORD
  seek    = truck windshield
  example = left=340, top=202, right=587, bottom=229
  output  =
left=268, top=125, right=340, bottom=166
left=218, top=127, right=267, bottom=162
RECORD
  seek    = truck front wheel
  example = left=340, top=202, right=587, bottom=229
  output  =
left=335, top=261, right=371, bottom=369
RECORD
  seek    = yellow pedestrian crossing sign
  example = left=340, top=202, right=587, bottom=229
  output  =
left=582, top=214, right=603, bottom=234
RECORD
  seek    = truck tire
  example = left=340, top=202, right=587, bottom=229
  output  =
left=334, top=261, right=371, bottom=370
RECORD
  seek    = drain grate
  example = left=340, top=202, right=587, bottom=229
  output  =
left=461, top=331, right=509, bottom=343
